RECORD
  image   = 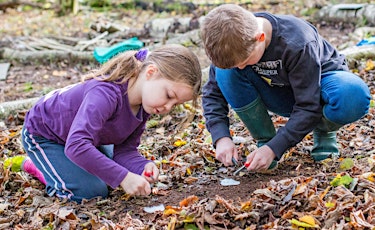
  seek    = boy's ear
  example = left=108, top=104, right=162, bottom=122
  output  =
left=256, top=32, right=265, bottom=42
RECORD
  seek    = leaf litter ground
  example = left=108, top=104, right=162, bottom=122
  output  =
left=1, top=4, right=375, bottom=229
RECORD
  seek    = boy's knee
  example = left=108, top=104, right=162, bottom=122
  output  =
left=323, top=89, right=370, bottom=124
left=340, top=81, right=370, bottom=112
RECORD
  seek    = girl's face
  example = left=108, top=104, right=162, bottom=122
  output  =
left=141, top=69, right=193, bottom=115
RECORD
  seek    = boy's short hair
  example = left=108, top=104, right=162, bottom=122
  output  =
left=201, top=4, right=259, bottom=69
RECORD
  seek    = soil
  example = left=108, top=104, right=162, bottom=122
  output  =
left=0, top=2, right=374, bottom=229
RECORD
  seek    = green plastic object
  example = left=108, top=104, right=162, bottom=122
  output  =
left=93, top=37, right=144, bottom=64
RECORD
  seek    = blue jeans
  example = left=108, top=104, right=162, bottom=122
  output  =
left=21, top=127, right=113, bottom=203
left=216, top=67, right=370, bottom=124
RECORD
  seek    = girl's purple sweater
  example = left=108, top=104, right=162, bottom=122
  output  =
left=24, top=79, right=151, bottom=188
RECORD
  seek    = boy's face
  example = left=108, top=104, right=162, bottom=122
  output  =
left=234, top=38, right=266, bottom=69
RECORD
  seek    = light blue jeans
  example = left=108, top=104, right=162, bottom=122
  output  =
left=215, top=67, right=370, bottom=124
left=21, top=127, right=114, bottom=203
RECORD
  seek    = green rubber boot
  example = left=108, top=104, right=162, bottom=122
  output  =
left=234, top=97, right=277, bottom=169
left=311, top=117, right=343, bottom=161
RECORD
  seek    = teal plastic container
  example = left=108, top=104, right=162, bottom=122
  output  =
left=94, top=37, right=144, bottom=64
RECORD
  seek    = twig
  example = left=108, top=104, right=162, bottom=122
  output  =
left=75, top=31, right=109, bottom=51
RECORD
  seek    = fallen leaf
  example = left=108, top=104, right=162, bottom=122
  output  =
left=290, top=218, right=317, bottom=228
left=365, top=59, right=374, bottom=71
left=299, top=215, right=316, bottom=226
left=330, top=174, right=353, bottom=187
left=179, top=195, right=199, bottom=208
left=339, top=158, right=354, bottom=171
left=173, top=139, right=187, bottom=147
left=360, top=172, right=375, bottom=182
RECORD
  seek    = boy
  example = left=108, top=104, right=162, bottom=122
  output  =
left=200, top=4, right=370, bottom=171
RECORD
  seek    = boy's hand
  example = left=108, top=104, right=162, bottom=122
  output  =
left=120, top=172, right=151, bottom=196
left=245, top=145, right=276, bottom=171
left=215, top=137, right=238, bottom=166
left=142, top=162, right=159, bottom=183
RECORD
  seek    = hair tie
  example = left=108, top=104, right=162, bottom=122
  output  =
left=135, top=48, right=148, bottom=62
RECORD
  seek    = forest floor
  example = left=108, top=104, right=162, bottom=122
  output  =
left=0, top=1, right=375, bottom=229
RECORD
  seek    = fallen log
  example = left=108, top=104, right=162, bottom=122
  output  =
left=0, top=97, right=39, bottom=120
left=340, top=45, right=375, bottom=68
left=314, top=4, right=375, bottom=26
left=0, top=0, right=45, bottom=12
left=341, top=45, right=375, bottom=60
left=349, top=27, right=375, bottom=42
left=0, top=48, right=94, bottom=64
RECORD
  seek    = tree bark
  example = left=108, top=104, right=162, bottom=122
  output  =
left=0, top=97, right=39, bottom=120
left=0, top=0, right=44, bottom=11
left=0, top=48, right=94, bottom=64
left=340, top=45, right=375, bottom=68
left=314, top=4, right=375, bottom=26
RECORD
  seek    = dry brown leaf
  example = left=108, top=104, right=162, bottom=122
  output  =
left=215, top=195, right=240, bottom=214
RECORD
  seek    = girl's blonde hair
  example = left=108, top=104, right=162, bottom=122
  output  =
left=201, top=4, right=258, bottom=68
left=83, top=44, right=202, bottom=106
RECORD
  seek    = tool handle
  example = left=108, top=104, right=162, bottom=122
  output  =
left=144, top=172, right=155, bottom=181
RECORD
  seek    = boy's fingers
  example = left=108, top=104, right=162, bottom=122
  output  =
left=246, top=153, right=257, bottom=171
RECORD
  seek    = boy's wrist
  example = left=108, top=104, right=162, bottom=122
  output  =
left=209, top=123, right=232, bottom=147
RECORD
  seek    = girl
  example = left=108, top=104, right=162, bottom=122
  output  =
left=18, top=44, right=202, bottom=202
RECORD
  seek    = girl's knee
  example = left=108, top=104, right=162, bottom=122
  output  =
left=72, top=180, right=109, bottom=201
left=72, top=188, right=108, bottom=203
left=47, top=179, right=109, bottom=203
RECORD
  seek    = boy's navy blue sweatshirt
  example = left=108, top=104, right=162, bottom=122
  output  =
left=202, top=12, right=348, bottom=159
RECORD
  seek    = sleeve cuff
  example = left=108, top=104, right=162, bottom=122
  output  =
left=209, top=122, right=232, bottom=147
left=266, top=134, right=291, bottom=160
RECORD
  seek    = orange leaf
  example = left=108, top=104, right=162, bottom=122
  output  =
left=198, top=123, right=205, bottom=129
left=179, top=195, right=198, bottom=207
left=230, top=129, right=234, bottom=136
left=240, top=200, right=252, bottom=211
left=345, top=123, right=356, bottom=131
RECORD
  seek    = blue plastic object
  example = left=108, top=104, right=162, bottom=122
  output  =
left=356, top=36, right=375, bottom=46
left=93, top=37, right=144, bottom=64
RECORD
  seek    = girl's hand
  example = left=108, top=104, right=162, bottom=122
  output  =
left=215, top=137, right=238, bottom=166
left=142, top=162, right=159, bottom=183
left=120, top=172, right=151, bottom=196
